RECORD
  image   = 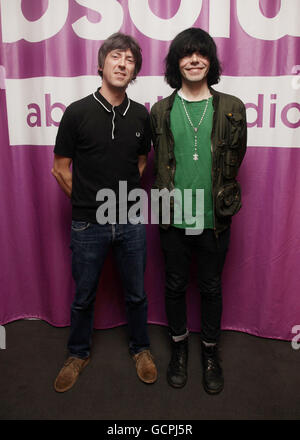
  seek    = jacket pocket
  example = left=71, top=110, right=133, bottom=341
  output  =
left=215, top=182, right=241, bottom=217
left=225, top=112, right=243, bottom=147
left=222, top=149, right=239, bottom=179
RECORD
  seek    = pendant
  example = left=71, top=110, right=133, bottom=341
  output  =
left=194, top=128, right=198, bottom=133
left=193, top=153, right=199, bottom=161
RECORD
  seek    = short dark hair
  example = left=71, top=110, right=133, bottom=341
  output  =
left=165, top=28, right=221, bottom=89
left=98, top=32, right=142, bottom=80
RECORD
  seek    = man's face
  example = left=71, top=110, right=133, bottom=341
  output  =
left=179, top=52, right=210, bottom=85
left=100, top=48, right=136, bottom=90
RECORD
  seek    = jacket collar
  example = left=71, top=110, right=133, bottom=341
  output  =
left=93, top=88, right=130, bottom=115
left=165, top=90, right=177, bottom=111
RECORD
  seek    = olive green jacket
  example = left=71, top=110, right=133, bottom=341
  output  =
left=150, top=87, right=247, bottom=235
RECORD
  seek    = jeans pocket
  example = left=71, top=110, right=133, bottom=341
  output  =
left=71, top=220, right=91, bottom=232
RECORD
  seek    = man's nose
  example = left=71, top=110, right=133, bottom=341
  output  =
left=190, top=53, right=199, bottom=63
left=118, top=56, right=126, bottom=68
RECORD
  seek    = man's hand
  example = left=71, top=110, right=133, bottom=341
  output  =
left=51, top=154, right=73, bottom=198
left=138, top=155, right=147, bottom=177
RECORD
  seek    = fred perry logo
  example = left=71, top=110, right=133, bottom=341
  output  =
left=136, top=131, right=141, bottom=138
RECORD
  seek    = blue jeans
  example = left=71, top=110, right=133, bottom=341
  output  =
left=68, top=220, right=149, bottom=358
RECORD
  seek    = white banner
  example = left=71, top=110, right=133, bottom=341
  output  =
left=5, top=75, right=300, bottom=147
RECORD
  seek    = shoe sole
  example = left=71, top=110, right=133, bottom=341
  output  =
left=54, top=357, right=90, bottom=393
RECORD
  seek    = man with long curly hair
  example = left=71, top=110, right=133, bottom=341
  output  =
left=150, top=28, right=247, bottom=394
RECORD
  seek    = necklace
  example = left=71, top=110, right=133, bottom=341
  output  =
left=180, top=96, right=210, bottom=161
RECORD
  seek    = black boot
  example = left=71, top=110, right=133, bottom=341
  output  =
left=201, top=341, right=224, bottom=394
left=167, top=338, right=188, bottom=388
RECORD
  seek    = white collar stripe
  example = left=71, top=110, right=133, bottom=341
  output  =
left=93, top=93, right=130, bottom=140
left=123, top=98, right=130, bottom=116
left=93, top=92, right=111, bottom=112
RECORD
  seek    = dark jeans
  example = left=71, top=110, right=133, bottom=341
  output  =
left=160, top=227, right=230, bottom=343
left=68, top=220, right=149, bottom=358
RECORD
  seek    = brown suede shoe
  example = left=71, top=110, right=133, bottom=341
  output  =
left=132, top=350, right=157, bottom=384
left=54, top=356, right=90, bottom=393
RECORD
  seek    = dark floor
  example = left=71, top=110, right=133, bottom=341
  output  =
left=1, top=320, right=300, bottom=420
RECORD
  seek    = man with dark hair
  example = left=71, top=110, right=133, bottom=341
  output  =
left=52, top=32, right=157, bottom=392
left=150, top=28, right=247, bottom=393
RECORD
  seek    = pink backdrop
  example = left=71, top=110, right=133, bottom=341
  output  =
left=0, top=0, right=300, bottom=340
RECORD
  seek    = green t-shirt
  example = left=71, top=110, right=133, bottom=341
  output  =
left=170, top=93, right=214, bottom=230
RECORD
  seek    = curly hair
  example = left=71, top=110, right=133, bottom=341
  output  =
left=165, top=28, right=221, bottom=89
left=98, top=33, right=142, bottom=81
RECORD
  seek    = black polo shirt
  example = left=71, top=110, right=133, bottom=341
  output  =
left=54, top=88, right=151, bottom=223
